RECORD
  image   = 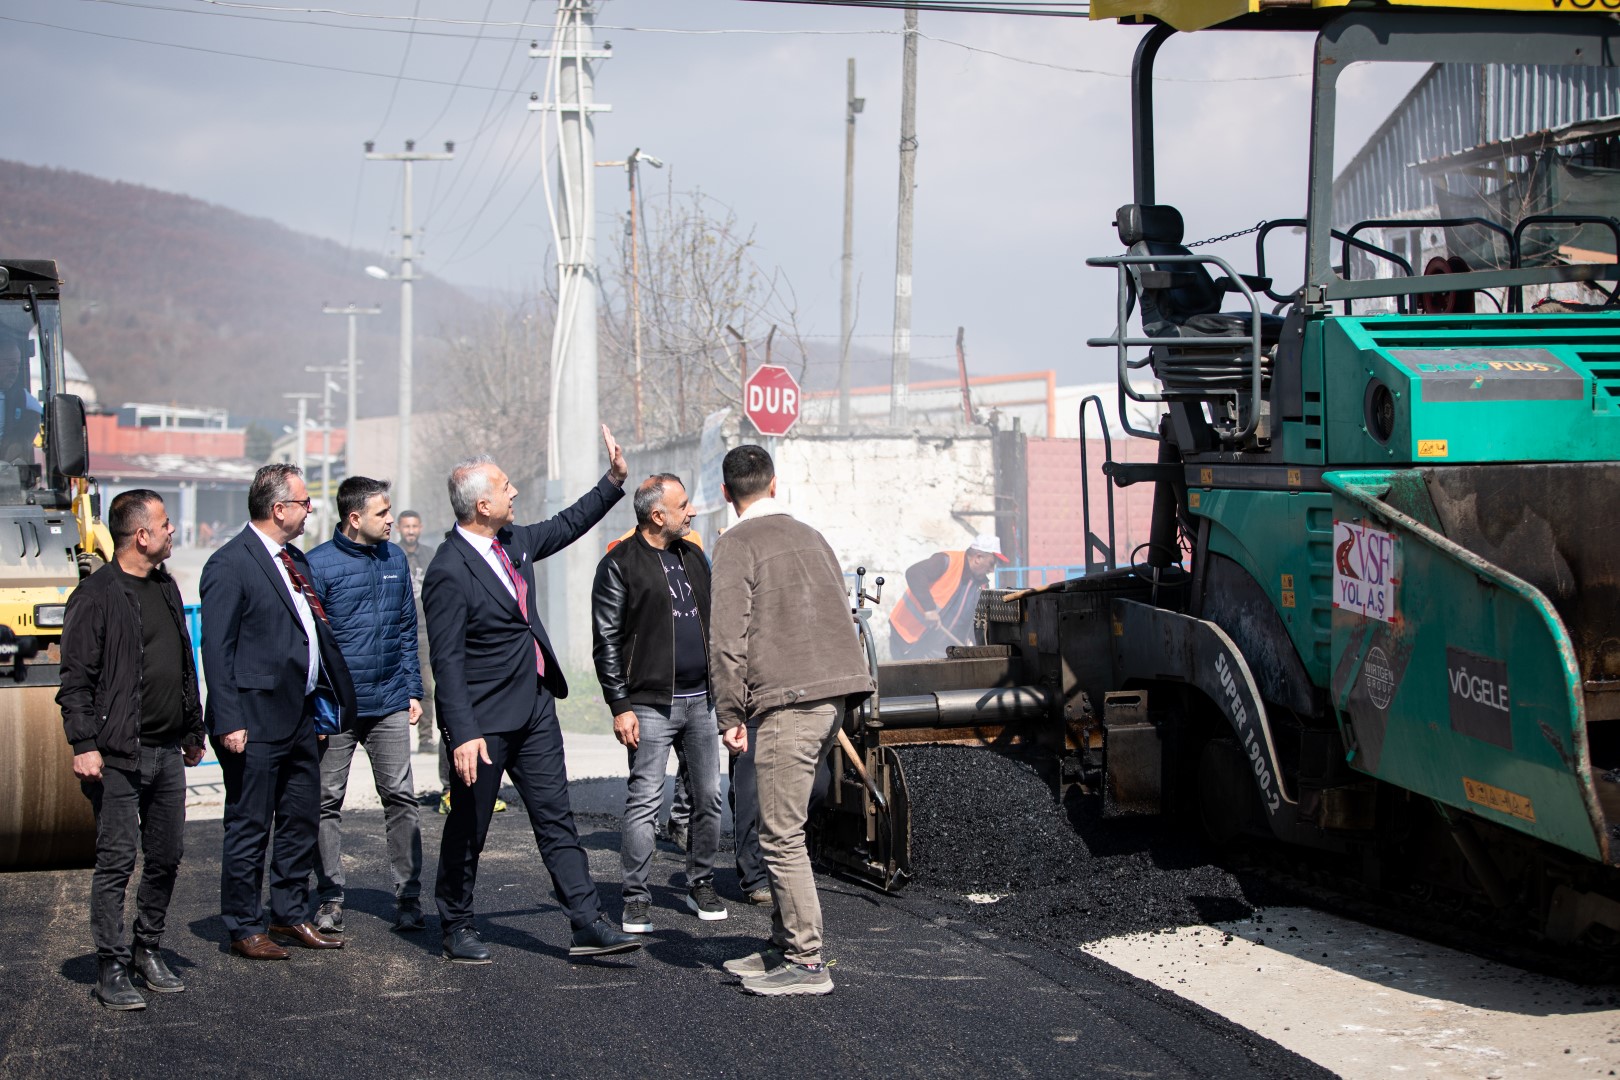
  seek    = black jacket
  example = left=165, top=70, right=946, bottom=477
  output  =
left=424, top=475, right=623, bottom=749
left=58, top=561, right=204, bottom=761
left=591, top=530, right=711, bottom=716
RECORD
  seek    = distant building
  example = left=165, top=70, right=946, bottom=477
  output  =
left=1334, top=63, right=1620, bottom=310
left=89, top=405, right=259, bottom=549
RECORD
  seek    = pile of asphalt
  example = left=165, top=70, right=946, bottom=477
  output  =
left=896, top=744, right=1287, bottom=944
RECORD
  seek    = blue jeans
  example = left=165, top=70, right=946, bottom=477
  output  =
left=315, top=710, right=422, bottom=904
left=620, top=696, right=722, bottom=903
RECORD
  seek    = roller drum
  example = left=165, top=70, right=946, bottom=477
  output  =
left=0, top=685, right=96, bottom=870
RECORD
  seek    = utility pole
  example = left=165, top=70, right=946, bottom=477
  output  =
left=364, top=139, right=453, bottom=513
left=596, top=149, right=664, bottom=443
left=533, top=1, right=611, bottom=670
left=305, top=364, right=347, bottom=538
left=283, top=392, right=319, bottom=545
left=841, top=59, right=864, bottom=430
left=322, top=303, right=380, bottom=489
left=889, top=6, right=920, bottom=427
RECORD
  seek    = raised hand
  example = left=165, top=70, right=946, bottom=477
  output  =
left=602, top=424, right=628, bottom=485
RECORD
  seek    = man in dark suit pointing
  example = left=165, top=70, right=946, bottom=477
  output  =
left=426, top=425, right=640, bottom=963
left=201, top=463, right=356, bottom=960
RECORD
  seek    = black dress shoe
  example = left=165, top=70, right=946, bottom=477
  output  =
left=93, top=958, right=147, bottom=1010
left=442, top=926, right=492, bottom=964
left=131, top=941, right=185, bottom=993
left=569, top=916, right=643, bottom=958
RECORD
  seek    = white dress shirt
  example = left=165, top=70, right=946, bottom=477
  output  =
left=456, top=524, right=519, bottom=603
left=249, top=523, right=320, bottom=695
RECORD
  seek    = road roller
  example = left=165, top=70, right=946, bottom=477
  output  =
left=812, top=3, right=1620, bottom=958
left=0, top=259, right=111, bottom=871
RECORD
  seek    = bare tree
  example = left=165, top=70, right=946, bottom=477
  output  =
left=424, top=296, right=552, bottom=503
left=599, top=189, right=809, bottom=440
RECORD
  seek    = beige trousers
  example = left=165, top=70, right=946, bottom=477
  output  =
left=754, top=696, right=843, bottom=966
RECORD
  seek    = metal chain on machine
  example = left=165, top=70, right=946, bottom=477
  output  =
left=1185, top=220, right=1267, bottom=248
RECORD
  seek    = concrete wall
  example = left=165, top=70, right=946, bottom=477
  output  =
left=611, top=419, right=997, bottom=661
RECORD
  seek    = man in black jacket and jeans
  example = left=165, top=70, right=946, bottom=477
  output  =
left=59, top=490, right=204, bottom=1010
left=592, top=473, right=725, bottom=932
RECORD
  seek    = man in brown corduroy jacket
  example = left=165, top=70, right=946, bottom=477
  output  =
left=708, top=444, right=873, bottom=997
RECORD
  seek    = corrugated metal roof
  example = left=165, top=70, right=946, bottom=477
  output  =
left=1334, top=63, right=1620, bottom=224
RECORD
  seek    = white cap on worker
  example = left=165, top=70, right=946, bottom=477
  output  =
left=967, top=533, right=1010, bottom=563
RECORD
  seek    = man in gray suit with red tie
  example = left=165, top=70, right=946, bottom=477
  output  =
left=200, top=463, right=357, bottom=960
left=425, top=425, right=640, bottom=964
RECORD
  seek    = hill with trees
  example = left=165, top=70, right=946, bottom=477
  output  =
left=0, top=158, right=480, bottom=421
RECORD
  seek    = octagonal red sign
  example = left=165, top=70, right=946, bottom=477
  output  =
left=743, top=364, right=801, bottom=437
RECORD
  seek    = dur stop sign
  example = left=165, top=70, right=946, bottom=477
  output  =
left=743, top=364, right=801, bottom=436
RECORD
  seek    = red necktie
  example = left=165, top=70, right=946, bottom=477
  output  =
left=493, top=542, right=544, bottom=676
left=277, top=549, right=330, bottom=625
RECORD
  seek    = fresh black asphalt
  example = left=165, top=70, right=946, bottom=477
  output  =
left=0, top=774, right=1332, bottom=1080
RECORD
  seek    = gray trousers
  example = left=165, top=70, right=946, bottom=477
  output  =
left=81, top=743, right=186, bottom=962
left=621, top=696, right=722, bottom=903
left=755, top=697, right=843, bottom=966
left=315, top=710, right=422, bottom=904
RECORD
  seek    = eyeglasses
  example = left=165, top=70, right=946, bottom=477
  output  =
left=278, top=498, right=314, bottom=510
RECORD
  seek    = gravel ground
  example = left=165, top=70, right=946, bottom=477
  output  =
left=897, top=744, right=1291, bottom=944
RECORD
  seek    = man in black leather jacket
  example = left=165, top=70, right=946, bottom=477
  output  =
left=591, top=473, right=726, bottom=933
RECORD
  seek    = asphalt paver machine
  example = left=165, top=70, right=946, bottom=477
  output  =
left=815, top=0, right=1620, bottom=953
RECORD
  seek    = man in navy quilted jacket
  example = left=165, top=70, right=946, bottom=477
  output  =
left=305, top=476, right=427, bottom=933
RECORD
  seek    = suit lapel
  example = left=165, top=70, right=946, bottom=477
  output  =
left=242, top=527, right=302, bottom=626
left=448, top=530, right=522, bottom=618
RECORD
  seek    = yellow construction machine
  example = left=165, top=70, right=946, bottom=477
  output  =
left=0, top=259, right=112, bottom=870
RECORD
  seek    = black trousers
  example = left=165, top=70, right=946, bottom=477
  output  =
left=434, top=688, right=601, bottom=934
left=213, top=712, right=320, bottom=940
left=81, top=743, right=186, bottom=962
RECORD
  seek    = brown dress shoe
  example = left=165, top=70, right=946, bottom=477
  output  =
left=231, top=933, right=291, bottom=961
left=269, top=921, right=345, bottom=950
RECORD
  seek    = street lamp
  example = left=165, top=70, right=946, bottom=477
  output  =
left=364, top=265, right=391, bottom=281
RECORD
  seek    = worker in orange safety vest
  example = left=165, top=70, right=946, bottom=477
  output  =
left=889, top=534, right=1008, bottom=661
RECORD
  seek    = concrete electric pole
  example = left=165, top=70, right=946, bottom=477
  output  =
left=283, top=392, right=319, bottom=544
left=890, top=7, right=920, bottom=427
left=322, top=303, right=381, bottom=491
left=364, top=140, right=453, bottom=513
left=597, top=148, right=664, bottom=443
left=840, top=59, right=864, bottom=430
left=305, top=363, right=347, bottom=539
left=532, top=1, right=611, bottom=669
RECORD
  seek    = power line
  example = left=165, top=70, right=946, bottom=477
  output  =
left=0, top=12, right=531, bottom=90
left=418, top=0, right=494, bottom=141
left=735, top=0, right=1092, bottom=14
left=75, top=0, right=1309, bottom=81
left=369, top=0, right=423, bottom=141
left=423, top=6, right=541, bottom=227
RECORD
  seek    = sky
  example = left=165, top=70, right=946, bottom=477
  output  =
left=0, top=0, right=1423, bottom=388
